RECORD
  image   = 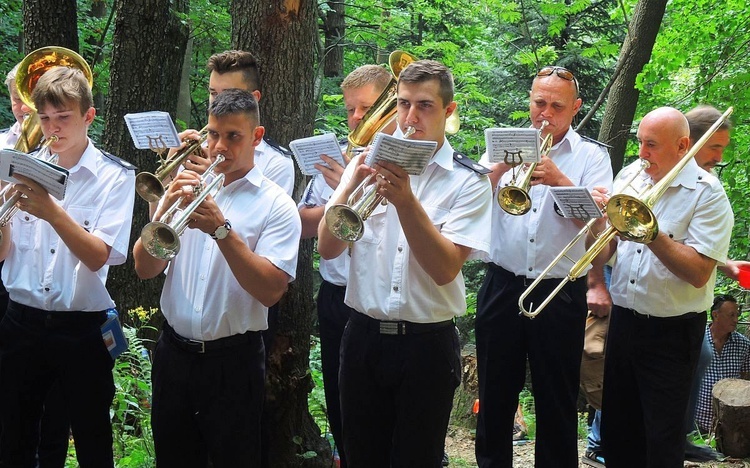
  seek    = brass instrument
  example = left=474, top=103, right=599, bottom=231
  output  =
left=14, top=47, right=93, bottom=153
left=497, top=120, right=553, bottom=215
left=135, top=125, right=208, bottom=203
left=518, top=107, right=734, bottom=318
left=140, top=154, right=225, bottom=260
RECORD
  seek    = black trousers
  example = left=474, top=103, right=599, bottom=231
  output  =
left=0, top=301, right=114, bottom=468
left=151, top=324, right=265, bottom=468
left=601, top=305, right=705, bottom=468
left=475, top=264, right=587, bottom=468
left=339, top=313, right=460, bottom=468
left=317, top=280, right=354, bottom=468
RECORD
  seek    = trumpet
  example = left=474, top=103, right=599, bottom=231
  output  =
left=326, top=126, right=415, bottom=242
left=518, top=106, right=734, bottom=318
left=140, top=154, right=225, bottom=260
left=135, top=126, right=209, bottom=203
left=497, top=120, right=554, bottom=215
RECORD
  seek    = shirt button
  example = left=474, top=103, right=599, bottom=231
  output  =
left=24, top=216, right=29, bottom=221
left=50, top=249, right=55, bottom=254
left=529, top=238, right=535, bottom=243
left=630, top=279, right=635, bottom=284
left=84, top=220, right=90, bottom=226
left=528, top=267, right=533, bottom=272
left=669, top=234, right=674, bottom=238
left=398, top=246, right=403, bottom=252
left=44, top=287, right=50, bottom=292
left=200, top=275, right=205, bottom=280
left=637, top=249, right=641, bottom=254
left=532, top=208, right=537, bottom=212
left=393, top=286, right=399, bottom=292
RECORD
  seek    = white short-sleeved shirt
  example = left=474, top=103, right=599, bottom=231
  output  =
left=326, top=138, right=492, bottom=323
left=299, top=173, right=349, bottom=286
left=161, top=167, right=301, bottom=340
left=0, top=122, right=21, bottom=149
left=480, top=128, right=612, bottom=278
left=3, top=140, right=135, bottom=311
left=610, top=158, right=733, bottom=317
left=256, top=138, right=295, bottom=197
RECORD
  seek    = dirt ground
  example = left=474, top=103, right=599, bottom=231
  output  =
left=443, top=426, right=750, bottom=468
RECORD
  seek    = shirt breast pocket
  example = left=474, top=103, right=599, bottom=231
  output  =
left=358, top=202, right=387, bottom=245
left=68, top=206, right=96, bottom=233
left=13, top=212, right=38, bottom=251
left=658, top=219, right=689, bottom=244
left=424, top=205, right=450, bottom=231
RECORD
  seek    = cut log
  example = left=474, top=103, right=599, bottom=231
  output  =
left=712, top=378, right=750, bottom=458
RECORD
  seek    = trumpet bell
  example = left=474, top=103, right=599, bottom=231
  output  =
left=141, top=221, right=181, bottom=260
left=497, top=186, right=531, bottom=215
left=325, top=205, right=365, bottom=242
left=606, top=194, right=658, bottom=244
left=136, top=171, right=166, bottom=203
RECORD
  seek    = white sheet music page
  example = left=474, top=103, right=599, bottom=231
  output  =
left=365, top=133, right=437, bottom=176
left=0, top=148, right=69, bottom=200
left=485, top=128, right=541, bottom=164
left=288, top=133, right=345, bottom=176
left=549, top=187, right=602, bottom=220
left=124, top=111, right=181, bottom=150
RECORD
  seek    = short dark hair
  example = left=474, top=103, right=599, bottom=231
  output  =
left=208, top=88, right=259, bottom=124
left=31, top=66, right=93, bottom=115
left=685, top=105, right=732, bottom=143
left=207, top=50, right=260, bottom=91
left=397, top=60, right=454, bottom=107
left=711, top=294, right=737, bottom=315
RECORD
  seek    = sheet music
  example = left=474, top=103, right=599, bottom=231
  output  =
left=549, top=187, right=602, bottom=220
left=485, top=128, right=541, bottom=164
left=288, top=133, right=346, bottom=176
left=0, top=149, right=69, bottom=200
left=124, top=111, right=181, bottom=150
left=365, top=133, right=437, bottom=176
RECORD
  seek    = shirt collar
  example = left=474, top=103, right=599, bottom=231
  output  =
left=550, top=126, right=576, bottom=154
left=67, top=139, right=98, bottom=177
left=429, top=137, right=454, bottom=171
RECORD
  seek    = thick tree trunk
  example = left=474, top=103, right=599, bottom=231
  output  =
left=322, top=1, right=345, bottom=78
left=23, top=0, right=78, bottom=52
left=103, top=0, right=189, bottom=314
left=712, top=378, right=750, bottom=458
left=597, top=0, right=668, bottom=173
left=232, top=0, right=328, bottom=465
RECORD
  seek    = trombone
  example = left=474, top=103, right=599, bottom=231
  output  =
left=140, top=154, right=225, bottom=260
left=518, top=106, right=734, bottom=318
left=497, top=120, right=553, bottom=215
left=135, top=125, right=208, bottom=203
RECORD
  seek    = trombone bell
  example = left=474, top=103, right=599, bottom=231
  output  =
left=606, top=194, right=658, bottom=244
left=497, top=186, right=531, bottom=216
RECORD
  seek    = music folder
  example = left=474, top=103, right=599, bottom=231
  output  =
left=0, top=149, right=69, bottom=200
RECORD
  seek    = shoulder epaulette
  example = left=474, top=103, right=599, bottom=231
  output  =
left=580, top=135, right=612, bottom=149
left=101, top=151, right=137, bottom=172
left=263, top=136, right=292, bottom=157
left=338, top=137, right=349, bottom=147
left=453, top=151, right=491, bottom=175
left=0, top=127, right=9, bottom=134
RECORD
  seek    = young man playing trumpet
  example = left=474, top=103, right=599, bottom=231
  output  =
left=0, top=66, right=135, bottom=467
left=317, top=59, right=492, bottom=466
left=133, top=88, right=300, bottom=467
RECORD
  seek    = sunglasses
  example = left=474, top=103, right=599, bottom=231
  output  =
left=712, top=294, right=738, bottom=311
left=537, top=66, right=579, bottom=95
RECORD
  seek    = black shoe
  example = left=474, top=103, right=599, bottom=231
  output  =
left=581, top=450, right=605, bottom=468
left=684, top=441, right=724, bottom=462
left=441, top=451, right=449, bottom=466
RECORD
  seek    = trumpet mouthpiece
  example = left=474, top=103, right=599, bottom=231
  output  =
left=403, top=126, right=416, bottom=138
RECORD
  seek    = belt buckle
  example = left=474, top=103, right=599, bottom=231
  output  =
left=188, top=339, right=206, bottom=353
left=379, top=322, right=401, bottom=335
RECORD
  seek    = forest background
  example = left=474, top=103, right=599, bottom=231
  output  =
left=0, top=0, right=748, bottom=466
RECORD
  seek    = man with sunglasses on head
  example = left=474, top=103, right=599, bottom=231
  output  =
left=475, top=66, right=612, bottom=467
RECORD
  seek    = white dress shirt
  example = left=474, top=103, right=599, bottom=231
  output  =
left=299, top=174, right=349, bottom=286
left=326, top=138, right=492, bottom=323
left=481, top=127, right=612, bottom=278
left=610, top=158, right=733, bottom=317
left=3, top=140, right=135, bottom=311
left=0, top=121, right=21, bottom=149
left=255, top=138, right=295, bottom=196
left=161, top=166, right=301, bottom=340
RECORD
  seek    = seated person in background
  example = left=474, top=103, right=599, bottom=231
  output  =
left=695, top=294, right=750, bottom=434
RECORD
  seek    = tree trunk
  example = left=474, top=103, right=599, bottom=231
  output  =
left=23, top=0, right=78, bottom=52
left=712, top=378, right=750, bottom=458
left=597, top=0, right=668, bottom=173
left=322, top=1, right=345, bottom=78
left=232, top=0, right=328, bottom=466
left=103, top=0, right=189, bottom=315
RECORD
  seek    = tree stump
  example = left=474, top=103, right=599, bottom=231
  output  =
left=712, top=378, right=750, bottom=458
left=450, top=344, right=479, bottom=429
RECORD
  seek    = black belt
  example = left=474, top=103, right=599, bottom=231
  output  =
left=349, top=311, right=453, bottom=336
left=8, top=300, right=106, bottom=329
left=163, top=323, right=260, bottom=354
left=618, top=306, right=703, bottom=321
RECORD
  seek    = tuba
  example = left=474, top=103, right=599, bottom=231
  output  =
left=13, top=47, right=93, bottom=153
left=135, top=125, right=208, bottom=203
left=497, top=120, right=553, bottom=215
left=518, top=107, right=734, bottom=318
left=140, top=155, right=225, bottom=260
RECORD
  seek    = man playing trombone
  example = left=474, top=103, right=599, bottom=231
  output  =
left=133, top=89, right=301, bottom=467
left=475, top=66, right=613, bottom=467
left=317, top=59, right=492, bottom=466
left=590, top=107, right=733, bottom=467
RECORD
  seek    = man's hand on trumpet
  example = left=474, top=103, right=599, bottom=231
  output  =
left=374, top=160, right=414, bottom=209
left=528, top=155, right=571, bottom=187
left=152, top=170, right=201, bottom=221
